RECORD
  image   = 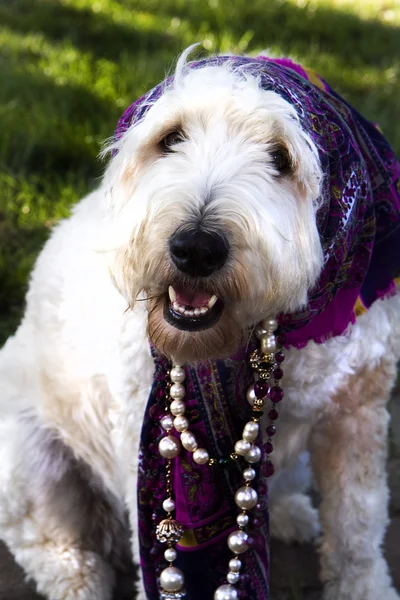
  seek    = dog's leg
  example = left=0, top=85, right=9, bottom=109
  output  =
left=0, top=415, right=117, bottom=600
left=309, top=359, right=399, bottom=600
left=269, top=451, right=320, bottom=543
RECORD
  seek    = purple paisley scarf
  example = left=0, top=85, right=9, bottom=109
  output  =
left=114, top=57, right=400, bottom=599
left=138, top=347, right=269, bottom=600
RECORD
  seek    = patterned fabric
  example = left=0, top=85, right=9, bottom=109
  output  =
left=116, top=56, right=400, bottom=599
left=137, top=347, right=270, bottom=600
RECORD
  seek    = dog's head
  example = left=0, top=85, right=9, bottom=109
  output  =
left=102, top=52, right=324, bottom=363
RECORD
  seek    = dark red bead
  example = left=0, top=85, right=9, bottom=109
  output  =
left=275, top=350, right=285, bottom=363
left=266, top=425, right=276, bottom=436
left=252, top=518, right=262, bottom=527
left=149, top=404, right=163, bottom=419
left=264, top=441, right=273, bottom=454
left=276, top=334, right=286, bottom=347
left=273, top=367, right=283, bottom=380
left=268, top=409, right=279, bottom=421
left=258, top=483, right=268, bottom=497
left=270, top=386, right=284, bottom=403
left=254, top=380, right=269, bottom=399
left=261, top=461, right=275, bottom=477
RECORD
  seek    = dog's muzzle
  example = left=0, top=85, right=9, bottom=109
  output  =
left=164, top=227, right=228, bottom=331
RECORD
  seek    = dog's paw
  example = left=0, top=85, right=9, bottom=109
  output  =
left=322, top=558, right=400, bottom=600
left=324, top=584, right=400, bottom=600
left=270, top=492, right=320, bottom=543
left=32, top=548, right=114, bottom=600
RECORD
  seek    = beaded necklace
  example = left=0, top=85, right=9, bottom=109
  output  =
left=155, top=318, right=284, bottom=600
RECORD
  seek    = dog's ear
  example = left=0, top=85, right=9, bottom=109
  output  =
left=286, top=133, right=322, bottom=209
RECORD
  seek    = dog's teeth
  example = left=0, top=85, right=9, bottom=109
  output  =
left=168, top=286, right=176, bottom=302
left=172, top=300, right=212, bottom=318
left=207, top=295, right=218, bottom=309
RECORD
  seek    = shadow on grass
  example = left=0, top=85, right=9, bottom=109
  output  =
left=136, top=0, right=400, bottom=68
left=0, top=219, right=50, bottom=345
left=1, top=66, right=113, bottom=178
left=0, top=0, right=181, bottom=62
left=2, top=0, right=399, bottom=68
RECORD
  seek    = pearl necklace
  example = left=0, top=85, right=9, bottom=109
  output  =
left=156, top=318, right=284, bottom=600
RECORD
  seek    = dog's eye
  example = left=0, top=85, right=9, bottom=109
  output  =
left=160, top=130, right=185, bottom=153
left=271, top=148, right=291, bottom=174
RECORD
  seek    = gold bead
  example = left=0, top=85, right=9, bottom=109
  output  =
left=155, top=518, right=184, bottom=544
left=252, top=398, right=265, bottom=412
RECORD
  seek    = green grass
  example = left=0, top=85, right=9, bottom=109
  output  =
left=1, top=0, right=399, bottom=345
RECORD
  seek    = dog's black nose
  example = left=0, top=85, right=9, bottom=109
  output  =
left=169, top=228, right=229, bottom=277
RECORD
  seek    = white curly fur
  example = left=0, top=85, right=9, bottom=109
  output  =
left=0, top=51, right=398, bottom=600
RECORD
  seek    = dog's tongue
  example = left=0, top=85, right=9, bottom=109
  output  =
left=175, top=287, right=212, bottom=308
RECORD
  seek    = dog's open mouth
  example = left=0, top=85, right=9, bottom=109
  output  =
left=163, top=285, right=224, bottom=331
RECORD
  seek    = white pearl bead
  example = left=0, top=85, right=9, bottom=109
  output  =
left=235, top=486, right=258, bottom=510
left=181, top=431, right=198, bottom=452
left=159, top=436, right=181, bottom=459
left=162, top=498, right=175, bottom=512
left=234, top=439, right=251, bottom=456
left=236, top=513, right=249, bottom=527
left=193, top=447, right=210, bottom=464
left=242, top=421, right=259, bottom=442
left=170, top=383, right=185, bottom=400
left=243, top=467, right=256, bottom=481
left=263, top=317, right=278, bottom=332
left=246, top=384, right=256, bottom=407
left=161, top=415, right=174, bottom=431
left=214, top=584, right=238, bottom=600
left=173, top=416, right=189, bottom=432
left=255, top=324, right=268, bottom=339
left=164, top=547, right=177, bottom=562
left=261, top=335, right=277, bottom=354
left=170, top=400, right=186, bottom=416
left=227, top=571, right=240, bottom=585
left=245, top=445, right=261, bottom=464
left=227, top=530, right=249, bottom=554
left=170, top=366, right=186, bottom=383
left=160, top=566, right=184, bottom=592
left=229, top=558, right=242, bottom=572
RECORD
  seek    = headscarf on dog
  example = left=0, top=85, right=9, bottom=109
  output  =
left=115, top=56, right=400, bottom=599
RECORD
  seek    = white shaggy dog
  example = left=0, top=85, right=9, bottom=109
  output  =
left=0, top=49, right=399, bottom=600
